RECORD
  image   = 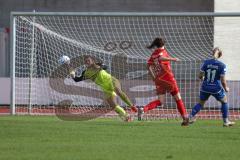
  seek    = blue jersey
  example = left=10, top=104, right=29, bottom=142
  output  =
left=200, top=59, right=226, bottom=94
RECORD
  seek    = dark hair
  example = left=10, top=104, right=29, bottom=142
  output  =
left=83, top=55, right=103, bottom=66
left=84, top=55, right=95, bottom=61
left=147, top=38, right=165, bottom=49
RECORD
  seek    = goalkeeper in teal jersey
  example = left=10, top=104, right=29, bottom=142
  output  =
left=70, top=55, right=137, bottom=121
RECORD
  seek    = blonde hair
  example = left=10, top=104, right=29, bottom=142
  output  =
left=212, top=47, right=222, bottom=58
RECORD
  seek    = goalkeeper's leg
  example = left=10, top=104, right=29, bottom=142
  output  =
left=112, top=77, right=137, bottom=112
left=106, top=95, right=131, bottom=122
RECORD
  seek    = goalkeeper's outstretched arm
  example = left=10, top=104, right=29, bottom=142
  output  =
left=70, top=63, right=108, bottom=82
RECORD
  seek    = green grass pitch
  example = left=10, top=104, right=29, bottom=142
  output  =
left=0, top=116, right=240, bottom=160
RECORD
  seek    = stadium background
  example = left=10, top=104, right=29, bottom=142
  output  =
left=0, top=0, right=239, bottom=107
left=1, top=2, right=240, bottom=160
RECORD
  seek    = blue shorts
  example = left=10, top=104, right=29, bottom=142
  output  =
left=200, top=89, right=226, bottom=101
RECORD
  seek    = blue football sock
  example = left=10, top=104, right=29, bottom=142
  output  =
left=190, top=103, right=202, bottom=118
left=221, top=103, right=228, bottom=123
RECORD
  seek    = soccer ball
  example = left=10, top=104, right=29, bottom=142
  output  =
left=58, top=55, right=70, bottom=65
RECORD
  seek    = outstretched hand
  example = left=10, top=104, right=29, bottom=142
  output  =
left=174, top=58, right=180, bottom=62
left=225, top=87, right=230, bottom=92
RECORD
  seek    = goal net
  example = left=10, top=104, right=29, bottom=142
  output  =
left=11, top=12, right=240, bottom=120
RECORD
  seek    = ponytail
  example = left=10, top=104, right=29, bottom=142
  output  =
left=147, top=38, right=165, bottom=49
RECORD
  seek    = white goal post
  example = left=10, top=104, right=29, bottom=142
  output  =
left=10, top=12, right=240, bottom=120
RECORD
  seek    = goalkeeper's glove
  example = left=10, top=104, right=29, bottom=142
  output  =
left=72, top=70, right=86, bottom=82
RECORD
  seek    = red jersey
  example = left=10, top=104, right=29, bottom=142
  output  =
left=147, top=47, right=174, bottom=78
left=147, top=47, right=179, bottom=95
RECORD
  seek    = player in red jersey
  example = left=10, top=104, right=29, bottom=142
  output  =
left=139, top=38, right=188, bottom=125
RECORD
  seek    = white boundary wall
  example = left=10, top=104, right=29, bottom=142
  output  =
left=0, top=78, right=10, bottom=105
left=214, top=0, right=240, bottom=80
left=0, top=29, right=9, bottom=77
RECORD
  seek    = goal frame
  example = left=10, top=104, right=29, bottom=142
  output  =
left=10, top=11, right=240, bottom=115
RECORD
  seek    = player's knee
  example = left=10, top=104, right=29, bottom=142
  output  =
left=158, top=95, right=165, bottom=104
left=199, top=100, right=206, bottom=107
left=173, top=93, right=181, bottom=101
left=220, top=100, right=227, bottom=105
left=219, top=96, right=227, bottom=104
left=115, top=88, right=122, bottom=95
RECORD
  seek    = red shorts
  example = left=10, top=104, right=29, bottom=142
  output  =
left=154, top=74, right=179, bottom=96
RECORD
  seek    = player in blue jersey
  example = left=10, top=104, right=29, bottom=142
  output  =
left=189, top=47, right=235, bottom=127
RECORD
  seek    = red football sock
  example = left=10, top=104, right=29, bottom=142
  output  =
left=144, top=100, right=162, bottom=112
left=176, top=99, right=187, bottom=118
